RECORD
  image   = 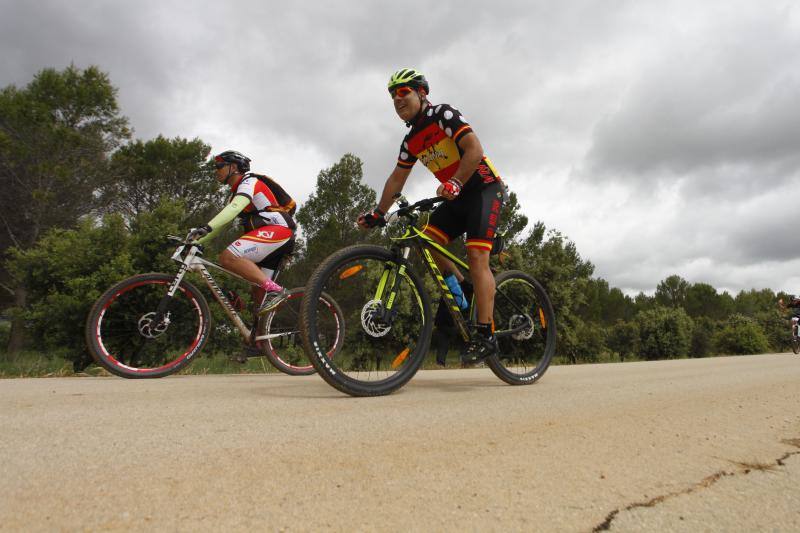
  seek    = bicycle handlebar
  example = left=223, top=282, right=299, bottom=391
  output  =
left=389, top=196, right=445, bottom=222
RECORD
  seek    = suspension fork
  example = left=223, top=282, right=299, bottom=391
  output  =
left=371, top=247, right=412, bottom=325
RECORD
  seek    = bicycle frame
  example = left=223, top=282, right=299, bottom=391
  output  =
left=373, top=198, right=542, bottom=344
left=167, top=243, right=287, bottom=343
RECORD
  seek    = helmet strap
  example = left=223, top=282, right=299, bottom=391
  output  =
left=405, top=96, right=428, bottom=128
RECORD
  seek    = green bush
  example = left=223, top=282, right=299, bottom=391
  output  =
left=6, top=201, right=187, bottom=364
left=635, top=306, right=694, bottom=360
left=713, top=313, right=770, bottom=355
left=690, top=316, right=717, bottom=357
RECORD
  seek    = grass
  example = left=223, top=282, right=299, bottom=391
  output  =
left=0, top=351, right=285, bottom=378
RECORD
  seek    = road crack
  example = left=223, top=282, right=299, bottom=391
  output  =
left=592, top=438, right=800, bottom=532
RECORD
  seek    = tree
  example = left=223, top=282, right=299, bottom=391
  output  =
left=655, top=275, right=689, bottom=308
left=635, top=306, right=694, bottom=360
left=292, top=154, right=377, bottom=283
left=713, top=314, right=770, bottom=355
left=690, top=316, right=716, bottom=357
left=734, top=288, right=776, bottom=318
left=497, top=189, right=528, bottom=242
left=0, top=65, right=130, bottom=356
left=607, top=319, right=640, bottom=361
left=102, top=135, right=223, bottom=224
left=502, top=223, right=595, bottom=362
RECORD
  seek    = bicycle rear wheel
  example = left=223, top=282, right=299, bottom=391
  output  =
left=85, top=273, right=211, bottom=378
left=481, top=270, right=556, bottom=385
left=792, top=336, right=799, bottom=355
left=256, top=288, right=344, bottom=376
left=300, top=245, right=432, bottom=397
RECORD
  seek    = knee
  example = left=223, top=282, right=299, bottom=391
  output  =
left=466, top=248, right=490, bottom=269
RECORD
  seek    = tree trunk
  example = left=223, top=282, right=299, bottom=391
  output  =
left=5, top=284, right=27, bottom=360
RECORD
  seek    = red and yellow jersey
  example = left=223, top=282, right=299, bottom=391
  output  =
left=396, top=103, right=501, bottom=190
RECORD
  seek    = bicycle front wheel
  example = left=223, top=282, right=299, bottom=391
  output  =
left=793, top=336, right=799, bottom=355
left=481, top=270, right=556, bottom=385
left=85, top=273, right=211, bottom=378
left=256, top=288, right=344, bottom=376
left=300, top=245, right=432, bottom=396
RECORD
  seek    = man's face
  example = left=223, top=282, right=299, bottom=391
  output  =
left=392, top=85, right=423, bottom=122
left=214, top=161, right=235, bottom=183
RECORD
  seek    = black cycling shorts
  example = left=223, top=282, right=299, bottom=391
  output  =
left=424, top=181, right=505, bottom=252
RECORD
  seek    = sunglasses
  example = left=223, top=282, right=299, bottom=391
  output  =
left=214, top=161, right=228, bottom=169
left=390, top=86, right=413, bottom=98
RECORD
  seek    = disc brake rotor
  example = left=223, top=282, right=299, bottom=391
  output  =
left=138, top=312, right=171, bottom=339
left=361, top=299, right=391, bottom=338
left=510, top=314, right=534, bottom=340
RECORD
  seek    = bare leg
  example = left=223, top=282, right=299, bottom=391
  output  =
left=430, top=248, right=463, bottom=281
left=219, top=249, right=268, bottom=286
left=467, top=247, right=494, bottom=324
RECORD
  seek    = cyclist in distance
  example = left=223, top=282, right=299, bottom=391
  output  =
left=357, top=68, right=507, bottom=364
left=778, top=295, right=800, bottom=334
left=188, top=150, right=295, bottom=315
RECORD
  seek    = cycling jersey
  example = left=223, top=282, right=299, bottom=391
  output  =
left=395, top=102, right=505, bottom=251
left=396, top=103, right=501, bottom=193
left=233, top=174, right=296, bottom=230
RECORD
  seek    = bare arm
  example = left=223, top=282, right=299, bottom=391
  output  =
left=451, top=132, right=484, bottom=186
left=376, top=165, right=413, bottom=213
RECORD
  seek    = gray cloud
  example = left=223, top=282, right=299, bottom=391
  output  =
left=2, top=0, right=799, bottom=293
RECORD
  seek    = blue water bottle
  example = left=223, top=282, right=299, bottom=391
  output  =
left=444, top=274, right=469, bottom=310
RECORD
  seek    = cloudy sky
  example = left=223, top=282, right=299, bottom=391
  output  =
left=3, top=0, right=799, bottom=295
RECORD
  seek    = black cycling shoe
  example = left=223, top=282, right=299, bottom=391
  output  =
left=460, top=334, right=499, bottom=367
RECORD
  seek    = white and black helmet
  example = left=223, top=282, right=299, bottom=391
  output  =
left=214, top=150, right=251, bottom=172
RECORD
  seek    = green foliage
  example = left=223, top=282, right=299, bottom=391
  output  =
left=4, top=201, right=195, bottom=363
left=685, top=283, right=730, bottom=319
left=501, top=223, right=595, bottom=362
left=292, top=154, right=378, bottom=284
left=712, top=313, right=770, bottom=355
left=635, top=306, right=694, bottom=360
left=6, top=215, right=135, bottom=360
left=497, top=190, right=528, bottom=242
left=689, top=316, right=716, bottom=357
left=607, top=319, right=640, bottom=361
left=0, top=65, right=130, bottom=249
left=103, top=135, right=223, bottom=224
left=734, top=288, right=776, bottom=317
left=655, top=274, right=689, bottom=308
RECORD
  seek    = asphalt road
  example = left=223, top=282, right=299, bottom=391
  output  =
left=2, top=353, right=799, bottom=532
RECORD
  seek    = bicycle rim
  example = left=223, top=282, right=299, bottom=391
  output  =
left=301, top=245, right=432, bottom=396
left=484, top=270, right=556, bottom=385
left=86, top=273, right=209, bottom=378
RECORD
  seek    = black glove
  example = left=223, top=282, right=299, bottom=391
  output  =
left=360, top=208, right=386, bottom=228
left=187, top=224, right=212, bottom=241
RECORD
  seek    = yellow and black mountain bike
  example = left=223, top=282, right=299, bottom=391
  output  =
left=299, top=196, right=556, bottom=397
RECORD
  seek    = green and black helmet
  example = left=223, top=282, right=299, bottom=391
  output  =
left=387, top=68, right=429, bottom=94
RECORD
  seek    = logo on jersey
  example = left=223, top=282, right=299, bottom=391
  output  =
left=257, top=230, right=275, bottom=239
left=419, top=147, right=448, bottom=167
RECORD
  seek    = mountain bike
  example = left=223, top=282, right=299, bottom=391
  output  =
left=85, top=235, right=344, bottom=378
left=299, top=196, right=557, bottom=397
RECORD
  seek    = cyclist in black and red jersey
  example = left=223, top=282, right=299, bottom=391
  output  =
left=358, top=68, right=507, bottom=364
left=188, top=150, right=295, bottom=321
